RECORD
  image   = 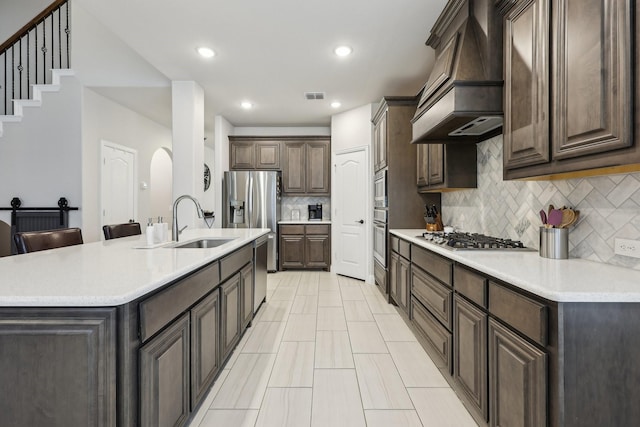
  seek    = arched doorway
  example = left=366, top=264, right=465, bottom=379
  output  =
left=150, top=147, right=173, bottom=223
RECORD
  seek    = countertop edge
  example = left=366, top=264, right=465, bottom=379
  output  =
left=390, top=229, right=640, bottom=303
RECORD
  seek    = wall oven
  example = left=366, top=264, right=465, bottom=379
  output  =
left=374, top=169, right=387, bottom=208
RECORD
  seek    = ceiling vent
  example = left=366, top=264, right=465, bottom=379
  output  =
left=304, top=92, right=325, bottom=100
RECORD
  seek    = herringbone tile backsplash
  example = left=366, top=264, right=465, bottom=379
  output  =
left=282, top=197, right=331, bottom=221
left=442, top=136, right=640, bottom=269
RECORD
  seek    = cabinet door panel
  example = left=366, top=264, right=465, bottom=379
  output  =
left=282, top=143, right=305, bottom=194
left=428, top=144, right=445, bottom=185
left=416, top=143, right=428, bottom=186
left=503, top=0, right=550, bottom=169
left=398, top=255, right=410, bottom=313
left=140, top=313, right=190, bottom=427
left=190, top=291, right=220, bottom=409
left=489, top=319, right=546, bottom=427
left=552, top=0, right=632, bottom=159
left=221, top=274, right=241, bottom=361
left=240, top=262, right=254, bottom=329
left=230, top=141, right=256, bottom=169
left=280, top=234, right=305, bottom=269
left=306, top=141, right=330, bottom=194
left=374, top=112, right=387, bottom=171
left=454, top=296, right=488, bottom=421
left=0, top=308, right=116, bottom=427
left=389, top=252, right=399, bottom=303
left=305, top=234, right=330, bottom=268
left=256, top=142, right=280, bottom=169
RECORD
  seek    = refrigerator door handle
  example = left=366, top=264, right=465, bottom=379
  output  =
left=247, top=174, right=254, bottom=228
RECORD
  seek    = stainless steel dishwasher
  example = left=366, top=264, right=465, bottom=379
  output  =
left=254, top=234, right=268, bottom=313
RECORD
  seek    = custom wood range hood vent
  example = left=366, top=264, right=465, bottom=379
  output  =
left=411, top=0, right=504, bottom=144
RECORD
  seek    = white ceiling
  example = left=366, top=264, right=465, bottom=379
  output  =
left=77, top=0, right=447, bottom=137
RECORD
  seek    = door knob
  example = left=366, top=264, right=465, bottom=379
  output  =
left=356, top=219, right=364, bottom=224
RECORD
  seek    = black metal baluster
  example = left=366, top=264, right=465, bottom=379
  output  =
left=11, top=46, right=14, bottom=115
left=41, top=21, right=45, bottom=85
left=65, top=2, right=70, bottom=68
left=27, top=32, right=30, bottom=100
left=58, top=7, right=62, bottom=69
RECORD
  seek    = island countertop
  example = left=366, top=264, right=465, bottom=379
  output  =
left=391, top=229, right=640, bottom=303
left=0, top=228, right=269, bottom=307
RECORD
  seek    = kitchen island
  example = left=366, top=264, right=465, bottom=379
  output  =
left=0, top=228, right=269, bottom=427
left=390, top=229, right=640, bottom=427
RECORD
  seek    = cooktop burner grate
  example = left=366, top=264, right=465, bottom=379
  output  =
left=420, top=231, right=532, bottom=250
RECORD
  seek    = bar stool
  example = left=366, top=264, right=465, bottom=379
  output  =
left=14, top=228, right=84, bottom=254
left=103, top=222, right=142, bottom=240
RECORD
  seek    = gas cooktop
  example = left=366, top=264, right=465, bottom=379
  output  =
left=419, top=231, right=534, bottom=251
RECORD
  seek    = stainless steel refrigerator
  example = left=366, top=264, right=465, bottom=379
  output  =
left=223, top=171, right=280, bottom=272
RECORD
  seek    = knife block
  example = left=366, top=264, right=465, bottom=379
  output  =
left=425, top=214, right=444, bottom=231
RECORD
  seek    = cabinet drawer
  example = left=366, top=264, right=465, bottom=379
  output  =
left=140, top=262, right=219, bottom=343
left=489, top=282, right=547, bottom=346
left=412, top=265, right=452, bottom=330
left=280, top=225, right=305, bottom=235
left=412, top=297, right=452, bottom=373
left=220, top=244, right=253, bottom=282
left=398, top=239, right=411, bottom=259
left=411, top=246, right=452, bottom=286
left=306, top=224, right=330, bottom=235
left=374, top=259, right=387, bottom=289
left=454, top=266, right=487, bottom=308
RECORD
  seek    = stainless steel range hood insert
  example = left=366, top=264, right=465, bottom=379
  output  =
left=411, top=0, right=504, bottom=144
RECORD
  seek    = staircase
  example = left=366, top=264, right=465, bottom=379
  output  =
left=0, top=0, right=71, bottom=137
left=0, top=68, right=73, bottom=138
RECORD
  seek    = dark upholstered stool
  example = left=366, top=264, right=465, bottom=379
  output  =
left=14, top=228, right=84, bottom=254
left=103, top=222, right=142, bottom=240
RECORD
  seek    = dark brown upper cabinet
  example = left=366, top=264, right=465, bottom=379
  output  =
left=229, top=137, right=280, bottom=170
left=500, top=0, right=636, bottom=180
left=417, top=142, right=477, bottom=192
left=282, top=138, right=330, bottom=196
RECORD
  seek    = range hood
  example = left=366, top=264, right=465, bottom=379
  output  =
left=411, top=0, right=504, bottom=144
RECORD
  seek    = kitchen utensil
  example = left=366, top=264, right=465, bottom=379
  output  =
left=548, top=204, right=555, bottom=219
left=547, top=209, right=563, bottom=227
left=540, top=209, right=547, bottom=225
left=566, top=210, right=580, bottom=228
left=559, top=208, right=575, bottom=228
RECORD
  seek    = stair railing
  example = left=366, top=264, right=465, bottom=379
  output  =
left=0, top=0, right=70, bottom=116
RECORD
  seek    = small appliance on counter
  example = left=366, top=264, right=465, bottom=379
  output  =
left=308, top=204, right=322, bottom=220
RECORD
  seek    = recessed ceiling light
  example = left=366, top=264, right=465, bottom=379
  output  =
left=331, top=101, right=342, bottom=108
left=334, top=45, right=352, bottom=57
left=197, top=47, right=215, bottom=58
left=241, top=101, right=253, bottom=109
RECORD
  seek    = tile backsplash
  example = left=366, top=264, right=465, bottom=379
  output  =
left=281, top=196, right=331, bottom=221
left=442, top=135, right=640, bottom=270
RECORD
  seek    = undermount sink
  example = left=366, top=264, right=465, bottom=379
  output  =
left=172, top=238, right=235, bottom=249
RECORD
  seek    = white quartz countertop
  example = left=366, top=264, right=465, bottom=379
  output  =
left=391, top=229, right=640, bottom=303
left=0, top=228, right=269, bottom=307
left=278, top=220, right=332, bottom=224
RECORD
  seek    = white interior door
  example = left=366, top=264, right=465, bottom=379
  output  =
left=101, top=141, right=137, bottom=228
left=333, top=147, right=368, bottom=280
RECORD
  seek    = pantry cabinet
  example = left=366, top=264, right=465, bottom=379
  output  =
left=501, top=0, right=636, bottom=179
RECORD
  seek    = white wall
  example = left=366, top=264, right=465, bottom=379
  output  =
left=0, top=74, right=82, bottom=228
left=203, top=146, right=216, bottom=214
left=82, top=88, right=172, bottom=242
left=213, top=115, right=234, bottom=228
left=71, top=2, right=170, bottom=87
left=330, top=104, right=376, bottom=152
left=330, top=104, right=375, bottom=281
left=0, top=0, right=52, bottom=41
left=232, top=127, right=330, bottom=136
left=150, top=148, right=173, bottom=224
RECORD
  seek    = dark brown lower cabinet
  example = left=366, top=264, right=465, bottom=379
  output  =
left=190, top=291, right=220, bottom=409
left=389, top=250, right=410, bottom=314
left=454, top=295, right=488, bottom=422
left=240, top=262, right=254, bottom=329
left=0, top=308, right=116, bottom=427
left=221, top=273, right=241, bottom=362
left=411, top=296, right=452, bottom=374
left=488, top=318, right=547, bottom=427
left=140, top=313, right=190, bottom=427
left=279, top=224, right=331, bottom=270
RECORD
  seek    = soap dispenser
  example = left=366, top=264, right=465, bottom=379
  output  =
left=146, top=218, right=155, bottom=245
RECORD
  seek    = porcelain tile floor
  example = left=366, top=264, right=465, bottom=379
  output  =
left=189, top=271, right=478, bottom=427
